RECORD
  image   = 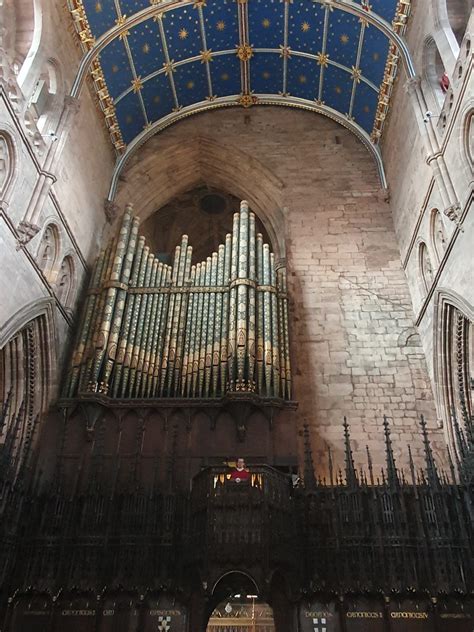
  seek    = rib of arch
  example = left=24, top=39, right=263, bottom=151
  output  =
left=68, top=0, right=418, bottom=193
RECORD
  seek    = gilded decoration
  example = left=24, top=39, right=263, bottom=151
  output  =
left=68, top=0, right=411, bottom=151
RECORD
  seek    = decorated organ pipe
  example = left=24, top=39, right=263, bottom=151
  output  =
left=65, top=201, right=292, bottom=401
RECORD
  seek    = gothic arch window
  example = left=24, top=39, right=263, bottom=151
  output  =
left=464, top=109, right=474, bottom=171
left=423, top=37, right=448, bottom=110
left=430, top=209, right=448, bottom=264
left=36, top=223, right=60, bottom=282
left=0, top=131, right=16, bottom=204
left=419, top=241, right=435, bottom=297
left=445, top=0, right=472, bottom=45
left=0, top=309, right=52, bottom=478
left=438, top=300, right=473, bottom=460
left=55, top=255, right=75, bottom=310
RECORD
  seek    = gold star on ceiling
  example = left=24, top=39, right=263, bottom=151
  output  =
left=221, top=72, right=229, bottom=81
left=373, top=52, right=380, bottom=61
left=186, top=81, right=195, bottom=89
left=262, top=71, right=270, bottom=79
left=131, top=77, right=143, bottom=93
left=301, top=21, right=310, bottom=32
left=262, top=18, right=270, bottom=28
left=125, top=115, right=133, bottom=124
left=143, top=43, right=150, bottom=54
left=298, top=75, right=307, bottom=84
left=112, top=64, right=119, bottom=73
left=363, top=105, right=370, bottom=112
left=179, top=28, right=189, bottom=39
left=334, top=85, right=342, bottom=94
left=216, top=20, right=225, bottom=31
left=153, top=95, right=161, bottom=103
left=340, top=34, right=349, bottom=44
left=95, top=1, right=102, bottom=12
left=316, top=52, right=329, bottom=67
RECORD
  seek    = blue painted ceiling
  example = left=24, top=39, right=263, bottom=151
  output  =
left=72, top=0, right=408, bottom=153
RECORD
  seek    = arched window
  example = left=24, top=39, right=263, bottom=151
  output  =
left=419, top=242, right=435, bottom=296
left=464, top=108, right=474, bottom=170
left=445, top=0, right=471, bottom=45
left=0, top=131, right=15, bottom=203
left=55, top=255, right=75, bottom=310
left=431, top=209, right=447, bottom=264
left=440, top=303, right=473, bottom=460
left=36, top=224, right=60, bottom=281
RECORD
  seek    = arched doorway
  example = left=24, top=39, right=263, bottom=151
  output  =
left=206, top=572, right=275, bottom=632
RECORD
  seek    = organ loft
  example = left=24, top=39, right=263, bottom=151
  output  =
left=0, top=0, right=473, bottom=631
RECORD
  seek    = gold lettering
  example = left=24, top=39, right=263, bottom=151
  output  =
left=390, top=612, right=429, bottom=619
left=346, top=611, right=383, bottom=618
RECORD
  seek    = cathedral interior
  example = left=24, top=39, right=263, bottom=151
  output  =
left=0, top=0, right=473, bottom=630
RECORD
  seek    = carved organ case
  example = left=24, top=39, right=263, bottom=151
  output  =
left=63, top=200, right=297, bottom=488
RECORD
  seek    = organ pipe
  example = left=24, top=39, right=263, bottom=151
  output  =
left=65, top=201, right=292, bottom=401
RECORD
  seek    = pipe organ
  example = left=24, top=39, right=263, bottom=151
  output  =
left=65, top=201, right=291, bottom=401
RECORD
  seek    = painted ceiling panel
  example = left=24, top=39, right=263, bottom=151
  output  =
left=70, top=0, right=410, bottom=154
left=204, top=2, right=240, bottom=52
left=321, top=64, right=353, bottom=115
left=115, top=91, right=147, bottom=143
left=359, top=25, right=390, bottom=87
left=83, top=0, right=117, bottom=38
left=287, top=55, right=320, bottom=101
left=211, top=54, right=242, bottom=98
left=248, top=0, right=285, bottom=50
left=98, top=37, right=135, bottom=100
left=164, top=7, right=203, bottom=62
left=287, top=2, right=325, bottom=54
left=251, top=53, right=284, bottom=96
left=126, top=22, right=165, bottom=80
left=174, top=60, right=211, bottom=107
left=141, top=73, right=176, bottom=122
left=351, top=79, right=380, bottom=134
left=326, top=11, right=361, bottom=69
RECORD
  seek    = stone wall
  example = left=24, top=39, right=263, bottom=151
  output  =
left=114, top=106, right=444, bottom=474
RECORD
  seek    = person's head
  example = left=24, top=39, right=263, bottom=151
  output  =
left=236, top=458, right=245, bottom=469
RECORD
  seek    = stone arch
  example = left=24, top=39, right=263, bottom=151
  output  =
left=418, top=240, right=435, bottom=296
left=36, top=223, right=60, bottom=282
left=445, top=0, right=472, bottom=45
left=430, top=208, right=448, bottom=264
left=432, top=288, right=474, bottom=459
left=55, top=254, right=76, bottom=311
left=115, top=135, right=287, bottom=261
left=463, top=107, right=474, bottom=171
left=0, top=129, right=17, bottom=207
left=16, top=0, right=43, bottom=90
left=33, top=57, right=64, bottom=133
left=422, top=36, right=448, bottom=110
left=0, top=297, right=58, bottom=477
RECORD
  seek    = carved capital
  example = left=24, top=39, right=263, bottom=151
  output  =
left=16, top=220, right=40, bottom=246
left=104, top=198, right=119, bottom=223
left=443, top=202, right=461, bottom=224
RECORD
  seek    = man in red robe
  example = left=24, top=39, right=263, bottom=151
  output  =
left=229, top=458, right=250, bottom=483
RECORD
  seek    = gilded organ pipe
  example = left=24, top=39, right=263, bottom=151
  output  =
left=65, top=200, right=292, bottom=402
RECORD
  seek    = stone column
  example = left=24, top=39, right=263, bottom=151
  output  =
left=18, top=95, right=81, bottom=242
left=405, top=76, right=461, bottom=223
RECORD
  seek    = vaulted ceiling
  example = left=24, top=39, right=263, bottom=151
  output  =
left=69, top=0, right=410, bottom=156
